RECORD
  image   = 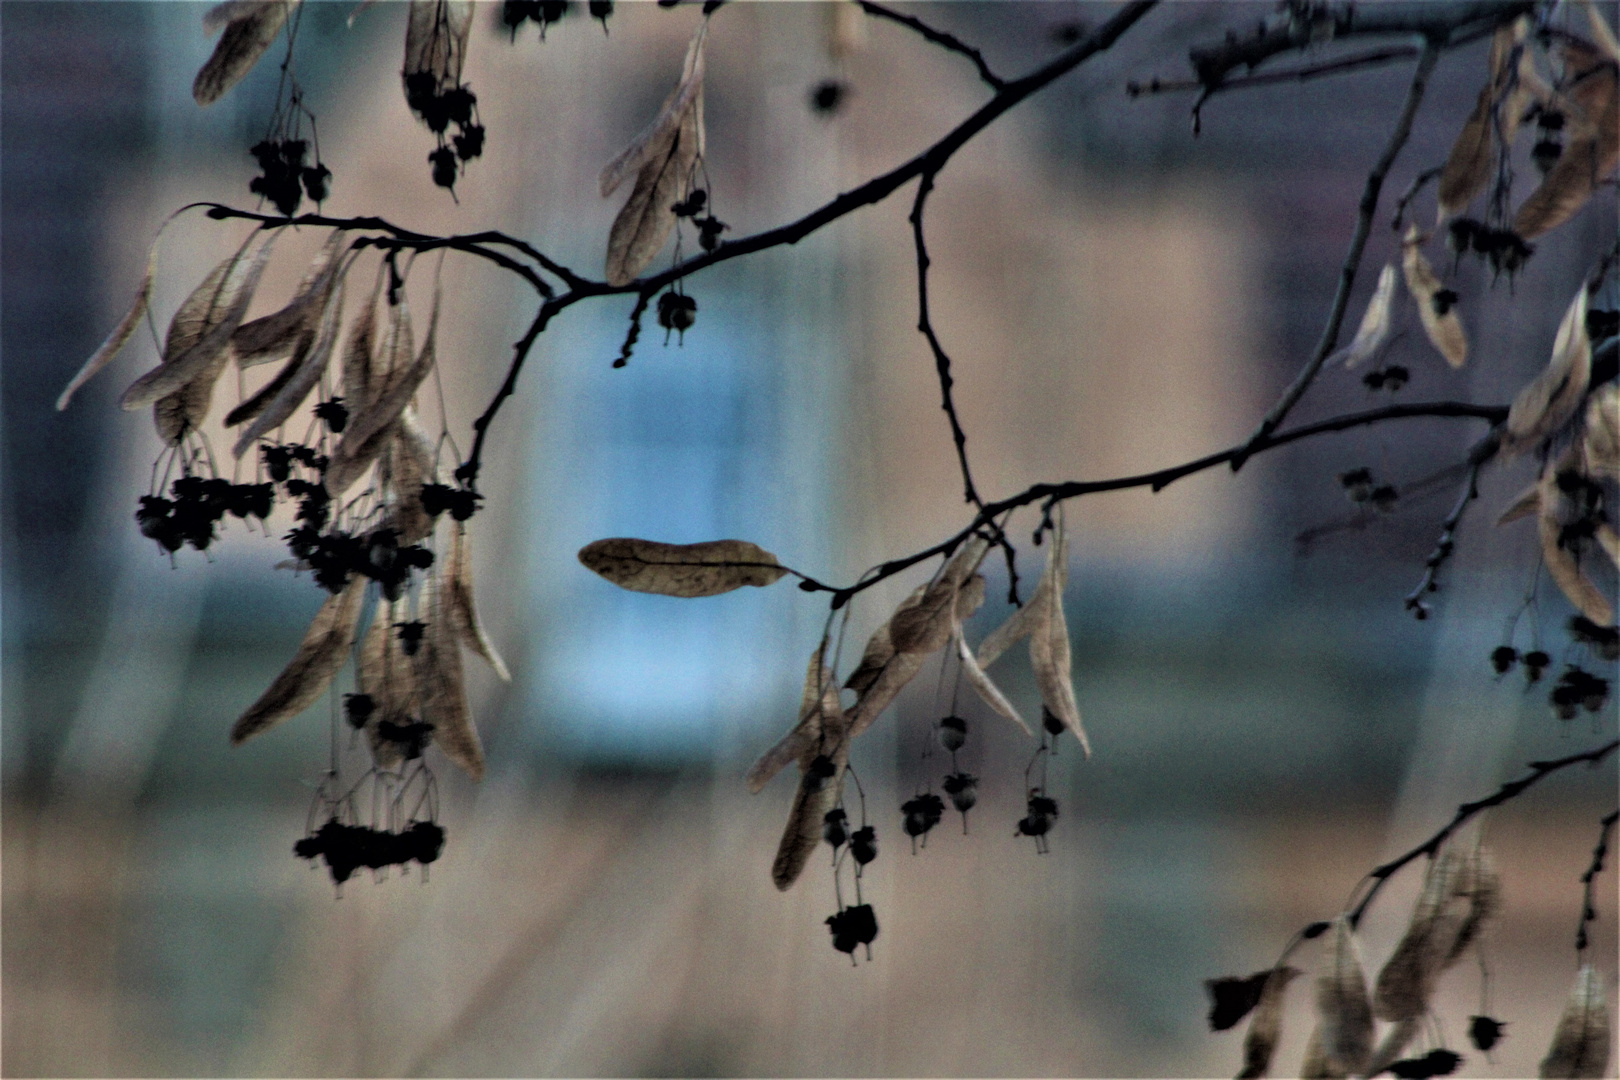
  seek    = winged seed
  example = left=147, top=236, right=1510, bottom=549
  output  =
left=1540, top=964, right=1611, bottom=1078
left=1504, top=287, right=1591, bottom=455
left=1401, top=227, right=1467, bottom=369
left=1315, top=916, right=1374, bottom=1078
left=578, top=538, right=789, bottom=597
left=232, top=273, right=346, bottom=457
left=194, top=0, right=295, bottom=106
left=447, top=522, right=511, bottom=682
left=57, top=247, right=157, bottom=411
left=412, top=571, right=484, bottom=780
left=1336, top=263, right=1396, bottom=369
left=599, top=20, right=709, bottom=198
left=1237, top=965, right=1300, bottom=1079
left=231, top=579, right=364, bottom=744
left=604, top=102, right=699, bottom=287
left=404, top=0, right=473, bottom=84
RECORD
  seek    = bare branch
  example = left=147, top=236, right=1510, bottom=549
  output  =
left=855, top=1, right=1006, bottom=91
left=1576, top=809, right=1620, bottom=953
left=1345, top=740, right=1620, bottom=930
left=1231, top=40, right=1441, bottom=470
left=1128, top=45, right=1420, bottom=98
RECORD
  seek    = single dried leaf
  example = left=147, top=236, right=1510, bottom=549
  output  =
left=1374, top=849, right=1469, bottom=1021
left=954, top=617, right=1031, bottom=736
left=232, top=229, right=347, bottom=367
left=603, top=105, right=698, bottom=287
left=1498, top=481, right=1541, bottom=525
left=231, top=580, right=364, bottom=744
left=152, top=343, right=235, bottom=444
left=1437, top=84, right=1495, bottom=219
left=579, top=538, right=789, bottom=597
left=1316, top=916, right=1374, bottom=1078
left=342, top=266, right=384, bottom=410
left=955, top=572, right=986, bottom=621
left=599, top=20, right=708, bottom=198
left=770, top=716, right=847, bottom=891
left=1236, top=965, right=1300, bottom=1079
left=747, top=638, right=839, bottom=793
left=845, top=649, right=927, bottom=740
left=1444, top=843, right=1501, bottom=966
left=57, top=246, right=157, bottom=411
left=1539, top=461, right=1615, bottom=625
left=412, top=572, right=484, bottom=780
left=1336, top=263, right=1396, bottom=369
left=1402, top=226, right=1467, bottom=369
left=446, top=522, right=510, bottom=682
left=844, top=583, right=925, bottom=693
left=1514, top=62, right=1619, bottom=240
left=232, top=274, right=346, bottom=457
left=323, top=295, right=417, bottom=498
left=224, top=332, right=312, bottom=428
left=340, top=286, right=435, bottom=458
left=122, top=229, right=278, bottom=410
left=1506, top=288, right=1593, bottom=455
left=404, top=0, right=472, bottom=83
left=1363, top=1018, right=1424, bottom=1080
left=1585, top=385, right=1620, bottom=480
left=890, top=578, right=960, bottom=655
left=1028, top=513, right=1090, bottom=756
left=194, top=0, right=294, bottom=106
left=1540, top=964, right=1611, bottom=1078
left=380, top=411, right=438, bottom=545
left=359, top=599, right=414, bottom=770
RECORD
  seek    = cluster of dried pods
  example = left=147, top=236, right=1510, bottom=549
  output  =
left=57, top=218, right=510, bottom=880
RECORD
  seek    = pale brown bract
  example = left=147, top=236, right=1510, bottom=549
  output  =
left=1540, top=964, right=1612, bottom=1078
left=231, top=579, right=365, bottom=745
left=578, top=537, right=789, bottom=597
left=193, top=0, right=296, bottom=107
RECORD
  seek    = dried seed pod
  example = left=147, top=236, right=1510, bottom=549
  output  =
left=1402, top=227, right=1467, bottom=369
left=1581, top=385, right=1618, bottom=480
left=1315, top=916, right=1374, bottom=1078
left=1374, top=848, right=1469, bottom=1021
left=57, top=238, right=159, bottom=411
left=1539, top=964, right=1611, bottom=1078
left=411, top=569, right=484, bottom=780
left=1335, top=263, right=1396, bottom=369
left=194, top=0, right=296, bottom=106
left=747, top=638, right=837, bottom=793
left=579, top=537, right=789, bottom=597
left=231, top=580, right=364, bottom=744
left=1504, top=287, right=1592, bottom=456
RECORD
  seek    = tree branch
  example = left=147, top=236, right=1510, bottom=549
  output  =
left=797, top=401, right=1507, bottom=607
left=1230, top=39, right=1440, bottom=471
left=854, top=1, right=1006, bottom=91
left=1185, top=1, right=1532, bottom=89
left=1402, top=457, right=1484, bottom=619
left=1127, top=45, right=1421, bottom=99
left=1576, top=808, right=1619, bottom=954
left=1344, top=740, right=1620, bottom=930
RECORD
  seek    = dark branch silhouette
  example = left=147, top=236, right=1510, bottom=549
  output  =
left=855, top=1, right=1006, bottom=91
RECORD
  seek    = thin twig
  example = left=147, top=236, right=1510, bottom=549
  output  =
left=909, top=172, right=980, bottom=509
left=792, top=401, right=1507, bottom=606
left=1344, top=740, right=1620, bottom=929
left=1576, top=809, right=1618, bottom=954
left=1390, top=165, right=1444, bottom=232
left=1402, top=457, right=1484, bottom=619
left=1127, top=45, right=1420, bottom=98
left=854, top=1, right=1005, bottom=90
left=1231, top=39, right=1441, bottom=471
left=614, top=291, right=652, bottom=369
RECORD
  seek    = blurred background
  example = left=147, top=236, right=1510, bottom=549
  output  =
left=3, top=2, right=1616, bottom=1076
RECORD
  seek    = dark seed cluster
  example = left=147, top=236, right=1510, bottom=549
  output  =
left=1385, top=1048, right=1462, bottom=1078
left=294, top=818, right=445, bottom=885
left=1468, top=1014, right=1505, bottom=1053
left=809, top=79, right=849, bottom=116
left=1550, top=665, right=1610, bottom=720
left=672, top=186, right=728, bottom=253
left=657, top=290, right=697, bottom=343
left=136, top=476, right=274, bottom=554
left=403, top=73, right=484, bottom=193
left=900, top=792, right=944, bottom=851
left=1017, top=791, right=1059, bottom=853
left=502, top=0, right=574, bottom=38
left=1337, top=467, right=1397, bottom=511
left=1361, top=364, right=1409, bottom=392
left=1446, top=218, right=1534, bottom=277
left=249, top=138, right=331, bottom=217
left=1552, top=469, right=1607, bottom=551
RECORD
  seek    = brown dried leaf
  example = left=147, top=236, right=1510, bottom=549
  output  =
left=446, top=522, right=510, bottom=683
left=890, top=578, right=960, bottom=655
left=413, top=571, right=484, bottom=780
left=1506, top=288, right=1593, bottom=455
left=1539, top=461, right=1615, bottom=625
left=340, top=286, right=435, bottom=457
left=846, top=650, right=927, bottom=740
left=844, top=583, right=925, bottom=693
left=194, top=0, right=294, bottom=106
left=231, top=580, right=364, bottom=744
left=57, top=246, right=157, bottom=411
left=953, top=617, right=1031, bottom=736
left=232, top=229, right=347, bottom=367
left=579, top=537, right=789, bottom=597
left=223, top=332, right=312, bottom=428
left=323, top=294, right=418, bottom=498
left=1236, top=965, right=1300, bottom=1079
left=121, top=229, right=278, bottom=410
left=599, top=20, right=709, bottom=198
left=152, top=343, right=235, bottom=445
left=1540, top=964, right=1611, bottom=1078
left=1498, top=481, right=1542, bottom=525
left=1028, top=513, right=1090, bottom=756
left=403, top=0, right=472, bottom=83
left=1514, top=61, right=1619, bottom=239
left=1336, top=263, right=1396, bottom=369
left=1363, top=1018, right=1424, bottom=1080
left=1315, top=916, right=1373, bottom=1078
left=770, top=714, right=847, bottom=891
left=1437, top=84, right=1495, bottom=220
left=232, top=274, right=346, bottom=456
left=1374, top=848, right=1469, bottom=1021
left=1298, top=1025, right=1338, bottom=1080
left=380, top=411, right=438, bottom=545
left=1582, top=384, right=1619, bottom=480
left=1444, top=842, right=1501, bottom=966
left=603, top=113, right=696, bottom=287
left=342, top=265, right=385, bottom=410
left=359, top=599, right=414, bottom=770
left=1402, top=226, right=1467, bottom=368
left=747, top=638, right=838, bottom=793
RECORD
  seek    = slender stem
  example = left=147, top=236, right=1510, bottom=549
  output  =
left=789, top=401, right=1507, bottom=604
left=1344, top=740, right=1620, bottom=930
left=1402, top=458, right=1484, bottom=618
left=854, top=1, right=1005, bottom=90
left=909, top=171, right=980, bottom=510
left=1576, top=809, right=1618, bottom=954
left=1231, top=40, right=1441, bottom=470
left=1127, top=45, right=1420, bottom=98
